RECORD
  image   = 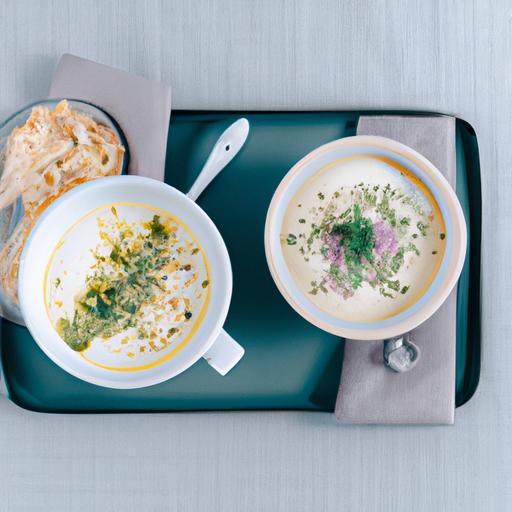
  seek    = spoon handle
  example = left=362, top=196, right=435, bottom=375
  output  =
left=186, top=118, right=249, bottom=375
left=187, top=118, right=250, bottom=202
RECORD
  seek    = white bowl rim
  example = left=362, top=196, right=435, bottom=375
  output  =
left=18, top=175, right=233, bottom=388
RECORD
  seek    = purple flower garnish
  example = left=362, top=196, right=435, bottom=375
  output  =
left=373, top=218, right=398, bottom=256
left=322, top=233, right=347, bottom=271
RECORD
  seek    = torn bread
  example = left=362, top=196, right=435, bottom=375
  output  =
left=0, top=100, right=125, bottom=304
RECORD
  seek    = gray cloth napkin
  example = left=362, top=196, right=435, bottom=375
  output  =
left=49, top=54, right=171, bottom=181
left=335, top=115, right=457, bottom=425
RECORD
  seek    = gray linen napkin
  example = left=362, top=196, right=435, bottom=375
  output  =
left=335, top=116, right=457, bottom=425
left=49, top=54, right=171, bottom=181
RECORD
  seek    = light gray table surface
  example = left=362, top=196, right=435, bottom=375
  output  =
left=0, top=1, right=509, bottom=510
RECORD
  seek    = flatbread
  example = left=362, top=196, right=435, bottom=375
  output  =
left=0, top=100, right=125, bottom=304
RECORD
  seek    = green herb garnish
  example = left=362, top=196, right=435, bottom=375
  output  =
left=149, top=215, right=169, bottom=238
left=56, top=214, right=184, bottom=351
left=286, top=233, right=297, bottom=245
left=331, top=204, right=375, bottom=265
left=379, top=288, right=393, bottom=298
left=416, top=221, right=428, bottom=237
left=387, top=280, right=400, bottom=292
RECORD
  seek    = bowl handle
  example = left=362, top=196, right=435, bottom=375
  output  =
left=383, top=333, right=420, bottom=372
left=203, top=329, right=245, bottom=376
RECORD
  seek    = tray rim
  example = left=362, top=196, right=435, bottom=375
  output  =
left=0, top=109, right=482, bottom=412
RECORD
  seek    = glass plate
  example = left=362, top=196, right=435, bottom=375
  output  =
left=0, top=99, right=128, bottom=324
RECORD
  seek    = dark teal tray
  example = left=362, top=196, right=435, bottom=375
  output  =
left=0, top=111, right=481, bottom=412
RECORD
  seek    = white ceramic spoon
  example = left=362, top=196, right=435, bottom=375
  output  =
left=186, top=118, right=250, bottom=375
left=187, top=118, right=250, bottom=201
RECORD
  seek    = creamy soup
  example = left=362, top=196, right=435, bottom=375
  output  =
left=45, top=203, right=211, bottom=371
left=281, top=155, right=446, bottom=323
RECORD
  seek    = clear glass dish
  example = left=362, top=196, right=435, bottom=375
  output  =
left=0, top=99, right=128, bottom=324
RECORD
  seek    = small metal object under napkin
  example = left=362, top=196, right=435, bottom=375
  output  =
left=49, top=54, right=172, bottom=181
left=335, top=115, right=457, bottom=425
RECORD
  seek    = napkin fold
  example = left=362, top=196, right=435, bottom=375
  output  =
left=335, top=115, right=457, bottom=425
left=49, top=54, right=171, bottom=181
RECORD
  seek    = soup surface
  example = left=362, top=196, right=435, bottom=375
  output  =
left=280, top=155, right=446, bottom=323
left=45, top=202, right=211, bottom=371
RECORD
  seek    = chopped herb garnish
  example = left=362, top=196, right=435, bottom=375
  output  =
left=416, top=221, right=428, bottom=237
left=55, top=211, right=202, bottom=352
left=387, top=280, right=400, bottom=292
left=202, top=280, right=209, bottom=288
left=284, top=180, right=434, bottom=302
left=110, top=247, right=121, bottom=263
left=339, top=207, right=352, bottom=219
left=286, top=233, right=297, bottom=245
left=405, top=242, right=420, bottom=256
left=440, top=233, right=446, bottom=240
left=331, top=204, right=374, bottom=266
left=149, top=215, right=169, bottom=238
left=379, top=288, right=393, bottom=298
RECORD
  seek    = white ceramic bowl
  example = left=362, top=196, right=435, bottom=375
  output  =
left=265, top=135, right=467, bottom=341
left=18, top=175, right=242, bottom=388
